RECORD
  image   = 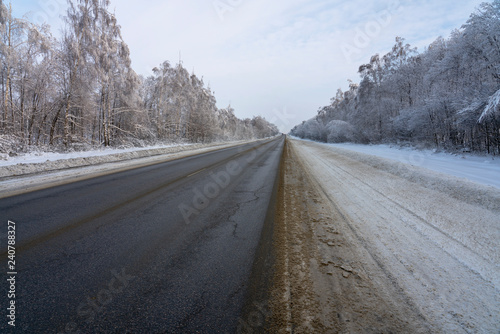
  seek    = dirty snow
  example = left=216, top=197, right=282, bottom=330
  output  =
left=290, top=138, right=500, bottom=333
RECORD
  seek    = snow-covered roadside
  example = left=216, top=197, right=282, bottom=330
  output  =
left=0, top=143, right=190, bottom=167
left=0, top=141, right=248, bottom=179
left=290, top=138, right=500, bottom=333
left=289, top=137, right=500, bottom=189
left=304, top=141, right=500, bottom=213
left=0, top=139, right=259, bottom=198
left=328, top=142, right=500, bottom=189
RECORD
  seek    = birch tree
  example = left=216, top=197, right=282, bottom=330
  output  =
left=0, top=0, right=278, bottom=153
left=61, top=0, right=100, bottom=146
left=0, top=1, right=30, bottom=131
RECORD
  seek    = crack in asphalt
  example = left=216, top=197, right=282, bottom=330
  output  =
left=0, top=140, right=275, bottom=258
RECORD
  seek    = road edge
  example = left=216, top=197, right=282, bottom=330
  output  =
left=237, top=136, right=285, bottom=333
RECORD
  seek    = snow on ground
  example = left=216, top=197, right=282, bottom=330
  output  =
left=0, top=143, right=191, bottom=167
left=0, top=140, right=251, bottom=180
left=0, top=139, right=260, bottom=198
left=323, top=142, right=500, bottom=189
left=291, top=138, right=500, bottom=333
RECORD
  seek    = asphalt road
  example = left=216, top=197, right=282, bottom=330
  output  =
left=0, top=136, right=284, bottom=333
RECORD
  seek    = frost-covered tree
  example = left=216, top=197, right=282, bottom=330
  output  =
left=291, top=1, right=500, bottom=154
left=0, top=0, right=278, bottom=154
left=0, top=1, right=32, bottom=131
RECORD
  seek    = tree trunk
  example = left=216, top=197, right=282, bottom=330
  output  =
left=4, top=6, right=12, bottom=131
left=20, top=74, right=26, bottom=139
left=64, top=27, right=83, bottom=147
left=27, top=93, right=38, bottom=145
left=37, top=112, right=48, bottom=146
left=50, top=107, right=62, bottom=145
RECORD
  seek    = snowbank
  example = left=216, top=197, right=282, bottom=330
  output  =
left=0, top=141, right=239, bottom=179
left=290, top=139, right=500, bottom=332
left=0, top=144, right=188, bottom=167
left=302, top=141, right=500, bottom=213
left=326, top=142, right=500, bottom=189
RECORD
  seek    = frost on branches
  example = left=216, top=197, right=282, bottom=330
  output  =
left=291, top=1, right=500, bottom=154
left=0, top=0, right=279, bottom=155
left=479, top=89, right=500, bottom=123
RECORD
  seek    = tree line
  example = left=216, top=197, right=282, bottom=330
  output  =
left=0, top=0, right=279, bottom=153
left=291, top=1, right=500, bottom=154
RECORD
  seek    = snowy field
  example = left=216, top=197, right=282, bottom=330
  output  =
left=322, top=142, right=500, bottom=189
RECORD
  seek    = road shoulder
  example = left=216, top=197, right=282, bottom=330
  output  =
left=274, top=137, right=499, bottom=333
left=267, top=138, right=430, bottom=333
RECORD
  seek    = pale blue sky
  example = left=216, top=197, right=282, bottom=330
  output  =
left=12, top=0, right=485, bottom=132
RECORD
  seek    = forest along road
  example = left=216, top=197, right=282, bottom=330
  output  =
left=268, top=138, right=499, bottom=333
left=0, top=136, right=284, bottom=333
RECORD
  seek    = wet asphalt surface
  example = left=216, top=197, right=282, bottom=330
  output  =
left=0, top=136, right=284, bottom=333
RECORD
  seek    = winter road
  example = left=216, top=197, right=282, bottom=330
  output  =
left=0, top=136, right=284, bottom=333
left=267, top=138, right=499, bottom=333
